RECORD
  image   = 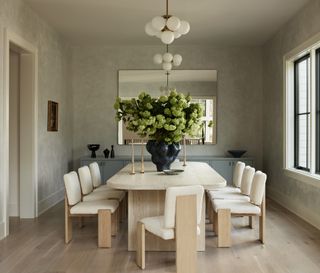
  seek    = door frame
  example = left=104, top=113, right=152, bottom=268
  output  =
left=1, top=29, right=38, bottom=238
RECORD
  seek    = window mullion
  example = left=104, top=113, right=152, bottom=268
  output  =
left=310, top=49, right=316, bottom=174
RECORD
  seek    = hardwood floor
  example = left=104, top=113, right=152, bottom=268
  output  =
left=1, top=199, right=320, bottom=273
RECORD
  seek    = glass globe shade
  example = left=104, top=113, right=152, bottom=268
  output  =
left=167, top=16, right=181, bottom=31
left=177, top=20, right=190, bottom=35
left=163, top=52, right=173, bottom=63
left=161, top=31, right=175, bottom=44
left=151, top=16, right=166, bottom=31
left=173, top=31, right=181, bottom=39
left=173, top=54, right=182, bottom=66
left=162, top=62, right=172, bottom=71
left=153, top=54, right=163, bottom=64
left=155, top=31, right=162, bottom=38
left=145, top=22, right=156, bottom=36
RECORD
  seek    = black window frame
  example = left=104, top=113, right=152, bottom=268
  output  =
left=316, top=49, right=320, bottom=174
left=294, top=54, right=311, bottom=171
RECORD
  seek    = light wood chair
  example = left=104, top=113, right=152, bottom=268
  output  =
left=136, top=185, right=204, bottom=273
left=88, top=162, right=127, bottom=220
left=209, top=166, right=255, bottom=201
left=64, top=171, right=119, bottom=248
left=211, top=171, right=267, bottom=247
left=89, top=162, right=120, bottom=192
left=206, top=161, right=246, bottom=221
left=78, top=165, right=125, bottom=201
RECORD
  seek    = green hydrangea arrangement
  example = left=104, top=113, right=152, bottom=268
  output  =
left=114, top=90, right=204, bottom=144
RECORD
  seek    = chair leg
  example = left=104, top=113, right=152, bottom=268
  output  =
left=111, top=209, right=118, bottom=236
left=217, top=209, right=231, bottom=248
left=98, top=209, right=111, bottom=248
left=176, top=195, right=197, bottom=273
left=65, top=198, right=72, bottom=244
left=259, top=196, right=266, bottom=243
left=212, top=209, right=218, bottom=234
left=136, top=222, right=145, bottom=269
left=249, top=216, right=254, bottom=229
left=118, top=199, right=123, bottom=223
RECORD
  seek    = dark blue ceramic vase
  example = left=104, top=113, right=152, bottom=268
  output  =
left=146, top=140, right=181, bottom=171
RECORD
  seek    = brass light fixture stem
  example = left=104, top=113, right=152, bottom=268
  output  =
left=166, top=0, right=168, bottom=17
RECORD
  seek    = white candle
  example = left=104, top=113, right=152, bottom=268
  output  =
left=183, top=136, right=187, bottom=166
left=131, top=139, right=135, bottom=174
left=141, top=143, right=144, bottom=173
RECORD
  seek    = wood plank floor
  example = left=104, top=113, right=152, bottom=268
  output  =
left=0, top=199, right=320, bottom=273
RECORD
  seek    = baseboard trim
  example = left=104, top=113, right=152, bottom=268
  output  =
left=267, top=186, right=320, bottom=230
left=38, top=188, right=64, bottom=216
left=0, top=222, right=5, bottom=240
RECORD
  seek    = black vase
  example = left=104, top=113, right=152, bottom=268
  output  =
left=146, top=140, right=181, bottom=171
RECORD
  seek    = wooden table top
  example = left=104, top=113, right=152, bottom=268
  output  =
left=107, top=161, right=226, bottom=190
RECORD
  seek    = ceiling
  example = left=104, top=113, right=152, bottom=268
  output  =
left=23, top=0, right=309, bottom=46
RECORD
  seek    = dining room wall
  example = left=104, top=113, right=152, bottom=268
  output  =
left=71, top=45, right=264, bottom=169
left=262, top=0, right=320, bottom=229
left=0, top=0, right=73, bottom=237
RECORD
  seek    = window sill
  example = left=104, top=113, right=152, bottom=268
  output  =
left=284, top=168, right=320, bottom=188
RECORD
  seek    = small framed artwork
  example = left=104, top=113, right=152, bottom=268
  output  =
left=47, top=101, right=58, bottom=131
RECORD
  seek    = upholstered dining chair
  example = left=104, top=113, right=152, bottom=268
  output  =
left=78, top=166, right=125, bottom=202
left=88, top=163, right=127, bottom=221
left=136, top=185, right=204, bottom=273
left=209, top=161, right=246, bottom=193
left=211, top=171, right=267, bottom=247
left=89, top=162, right=117, bottom=192
left=209, top=166, right=255, bottom=201
left=64, top=171, right=119, bottom=248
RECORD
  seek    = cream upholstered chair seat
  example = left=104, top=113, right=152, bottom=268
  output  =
left=212, top=199, right=260, bottom=214
left=211, top=171, right=267, bottom=247
left=70, top=199, right=119, bottom=214
left=64, top=171, right=120, bottom=248
left=140, top=216, right=174, bottom=240
left=82, top=190, right=125, bottom=202
left=209, top=166, right=255, bottom=201
left=93, top=184, right=117, bottom=192
left=89, top=162, right=125, bottom=193
left=136, top=185, right=204, bottom=272
left=140, top=216, right=201, bottom=240
left=209, top=191, right=250, bottom=201
left=79, top=165, right=125, bottom=201
left=211, top=186, right=241, bottom=193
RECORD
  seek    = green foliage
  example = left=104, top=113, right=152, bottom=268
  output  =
left=114, top=90, right=204, bottom=144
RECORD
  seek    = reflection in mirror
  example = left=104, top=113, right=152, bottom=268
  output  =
left=118, top=70, right=217, bottom=145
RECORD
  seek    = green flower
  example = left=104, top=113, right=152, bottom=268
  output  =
left=114, top=91, right=204, bottom=143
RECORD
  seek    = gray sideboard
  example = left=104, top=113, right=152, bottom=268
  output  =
left=80, top=156, right=254, bottom=185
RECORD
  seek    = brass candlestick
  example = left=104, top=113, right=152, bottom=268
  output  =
left=183, top=136, right=187, bottom=166
left=141, top=143, right=145, bottom=173
left=130, top=139, right=135, bottom=175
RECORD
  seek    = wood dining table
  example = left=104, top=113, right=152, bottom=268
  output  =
left=107, top=161, right=226, bottom=251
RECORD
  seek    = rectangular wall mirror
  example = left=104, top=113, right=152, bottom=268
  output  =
left=118, top=70, right=217, bottom=145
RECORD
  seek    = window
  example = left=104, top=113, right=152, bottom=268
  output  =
left=316, top=49, right=320, bottom=174
left=284, top=37, right=320, bottom=184
left=294, top=55, right=310, bottom=171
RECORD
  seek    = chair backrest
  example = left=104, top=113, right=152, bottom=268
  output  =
left=240, top=166, right=255, bottom=195
left=232, top=161, right=245, bottom=188
left=250, top=171, right=267, bottom=206
left=64, top=171, right=82, bottom=206
left=89, top=162, right=102, bottom=188
left=78, top=166, right=93, bottom=195
left=164, top=185, right=204, bottom=229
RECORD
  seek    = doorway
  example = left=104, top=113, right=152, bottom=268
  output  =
left=1, top=30, right=38, bottom=238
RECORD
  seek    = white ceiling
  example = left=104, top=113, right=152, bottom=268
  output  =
left=23, top=0, right=309, bottom=46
